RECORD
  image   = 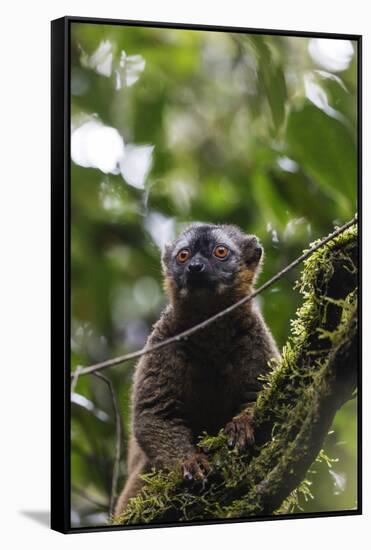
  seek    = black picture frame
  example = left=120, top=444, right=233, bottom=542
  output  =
left=51, top=16, right=362, bottom=534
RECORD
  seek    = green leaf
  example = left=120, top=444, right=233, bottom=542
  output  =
left=250, top=36, right=288, bottom=132
left=287, top=104, right=357, bottom=215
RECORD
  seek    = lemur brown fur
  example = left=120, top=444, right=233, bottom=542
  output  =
left=115, top=223, right=279, bottom=517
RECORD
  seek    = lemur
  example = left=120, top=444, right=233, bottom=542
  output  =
left=115, top=223, right=279, bottom=517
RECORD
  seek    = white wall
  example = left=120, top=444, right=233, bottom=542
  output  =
left=1, top=1, right=369, bottom=548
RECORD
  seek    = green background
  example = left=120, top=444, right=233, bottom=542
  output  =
left=70, top=22, right=358, bottom=527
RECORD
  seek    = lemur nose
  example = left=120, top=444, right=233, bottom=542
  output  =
left=187, top=262, right=205, bottom=273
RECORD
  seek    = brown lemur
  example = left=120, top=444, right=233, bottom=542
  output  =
left=115, top=223, right=279, bottom=517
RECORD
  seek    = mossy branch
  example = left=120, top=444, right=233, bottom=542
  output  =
left=114, top=224, right=358, bottom=525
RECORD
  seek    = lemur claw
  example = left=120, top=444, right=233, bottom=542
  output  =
left=224, top=412, right=255, bottom=451
left=181, top=452, right=211, bottom=482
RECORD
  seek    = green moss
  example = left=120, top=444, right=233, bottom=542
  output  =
left=256, top=224, right=357, bottom=423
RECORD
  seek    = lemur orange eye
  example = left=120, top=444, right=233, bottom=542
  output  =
left=214, top=245, right=229, bottom=259
left=176, top=249, right=191, bottom=263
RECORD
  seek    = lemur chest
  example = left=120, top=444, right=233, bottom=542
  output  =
left=181, top=359, right=244, bottom=436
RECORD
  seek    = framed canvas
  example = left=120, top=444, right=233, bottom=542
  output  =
left=51, top=16, right=362, bottom=533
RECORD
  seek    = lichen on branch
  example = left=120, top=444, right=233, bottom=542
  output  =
left=114, top=224, right=358, bottom=526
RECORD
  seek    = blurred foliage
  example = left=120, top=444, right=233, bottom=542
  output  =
left=69, top=22, right=358, bottom=527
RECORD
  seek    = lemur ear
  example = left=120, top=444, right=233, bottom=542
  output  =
left=242, top=235, right=263, bottom=266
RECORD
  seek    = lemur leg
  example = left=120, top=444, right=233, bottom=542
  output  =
left=114, top=435, right=149, bottom=518
left=114, top=462, right=147, bottom=517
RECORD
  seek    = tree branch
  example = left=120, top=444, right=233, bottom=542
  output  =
left=252, top=311, right=357, bottom=515
left=93, top=372, right=123, bottom=518
left=72, top=217, right=357, bottom=379
left=114, top=222, right=358, bottom=525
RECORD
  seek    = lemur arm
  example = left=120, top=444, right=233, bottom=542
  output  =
left=132, top=352, right=196, bottom=468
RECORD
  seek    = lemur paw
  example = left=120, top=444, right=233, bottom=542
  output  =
left=181, top=452, right=211, bottom=482
left=224, top=412, right=255, bottom=451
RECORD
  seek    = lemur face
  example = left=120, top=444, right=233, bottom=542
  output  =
left=162, top=223, right=263, bottom=298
